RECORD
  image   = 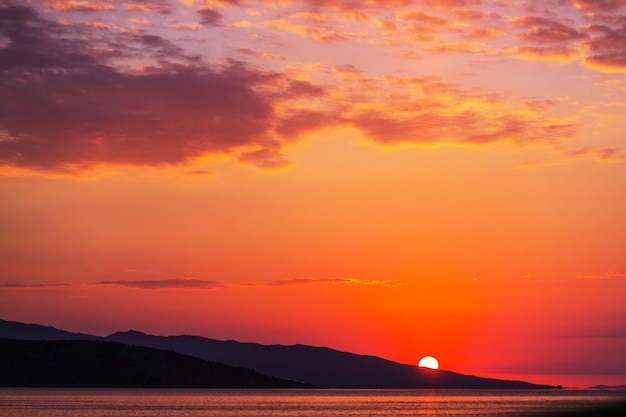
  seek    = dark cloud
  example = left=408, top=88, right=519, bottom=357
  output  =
left=0, top=4, right=96, bottom=70
left=197, top=8, right=223, bottom=26
left=583, top=22, right=626, bottom=71
left=507, top=9, right=626, bottom=71
left=95, top=279, right=225, bottom=289
left=515, top=16, right=586, bottom=43
left=0, top=64, right=275, bottom=172
left=0, top=4, right=322, bottom=173
left=85, top=32, right=195, bottom=70
left=0, top=282, right=69, bottom=288
left=573, top=0, right=626, bottom=11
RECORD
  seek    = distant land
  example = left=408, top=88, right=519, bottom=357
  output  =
left=0, top=338, right=311, bottom=388
left=591, top=385, right=626, bottom=390
left=0, top=318, right=557, bottom=389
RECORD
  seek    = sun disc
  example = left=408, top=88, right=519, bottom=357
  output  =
left=418, top=356, right=439, bottom=370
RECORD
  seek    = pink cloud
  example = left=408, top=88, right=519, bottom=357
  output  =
left=513, top=45, right=582, bottom=61
left=44, top=1, right=114, bottom=12
left=573, top=0, right=626, bottom=11
left=197, top=7, right=223, bottom=26
left=515, top=16, right=586, bottom=43
left=124, top=0, right=172, bottom=15
left=0, top=2, right=617, bottom=175
left=583, top=22, right=626, bottom=72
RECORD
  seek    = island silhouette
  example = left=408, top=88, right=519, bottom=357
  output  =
left=0, top=318, right=554, bottom=389
left=0, top=338, right=311, bottom=388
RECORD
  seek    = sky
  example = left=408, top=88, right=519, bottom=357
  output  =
left=1, top=0, right=626, bottom=388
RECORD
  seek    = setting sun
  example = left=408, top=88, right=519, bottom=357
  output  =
left=418, top=356, right=440, bottom=370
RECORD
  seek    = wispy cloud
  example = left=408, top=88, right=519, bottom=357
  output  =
left=573, top=0, right=626, bottom=12
left=267, top=278, right=406, bottom=288
left=94, top=279, right=226, bottom=289
left=0, top=282, right=70, bottom=288
left=511, top=45, right=583, bottom=62
left=3, top=277, right=405, bottom=290
left=44, top=1, right=114, bottom=12
left=124, top=0, right=172, bottom=15
left=578, top=272, right=626, bottom=279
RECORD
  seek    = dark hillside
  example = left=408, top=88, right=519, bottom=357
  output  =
left=0, top=319, right=558, bottom=389
left=0, top=319, right=98, bottom=341
left=0, top=338, right=311, bottom=388
left=107, top=331, right=556, bottom=389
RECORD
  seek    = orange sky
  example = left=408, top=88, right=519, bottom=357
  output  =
left=1, top=0, right=626, bottom=388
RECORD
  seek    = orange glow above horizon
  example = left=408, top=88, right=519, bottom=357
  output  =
left=1, top=0, right=625, bottom=389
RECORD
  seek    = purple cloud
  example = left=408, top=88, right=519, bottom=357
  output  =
left=0, top=4, right=322, bottom=174
left=197, top=8, right=223, bottom=26
left=0, top=282, right=70, bottom=288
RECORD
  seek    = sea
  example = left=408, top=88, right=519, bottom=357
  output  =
left=1, top=388, right=626, bottom=417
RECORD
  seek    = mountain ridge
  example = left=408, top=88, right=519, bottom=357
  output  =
left=104, top=329, right=557, bottom=389
left=0, top=318, right=558, bottom=389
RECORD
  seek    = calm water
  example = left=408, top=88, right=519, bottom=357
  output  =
left=1, top=388, right=625, bottom=417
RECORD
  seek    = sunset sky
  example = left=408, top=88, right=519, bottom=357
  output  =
left=1, top=0, right=626, bottom=388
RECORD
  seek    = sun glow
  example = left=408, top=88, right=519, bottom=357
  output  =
left=418, top=356, right=440, bottom=370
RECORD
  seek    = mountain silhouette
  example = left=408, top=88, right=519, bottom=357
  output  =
left=1, top=318, right=556, bottom=389
left=0, top=338, right=311, bottom=388
left=104, top=330, right=555, bottom=389
left=0, top=318, right=99, bottom=341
